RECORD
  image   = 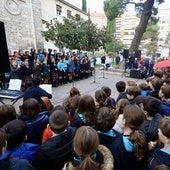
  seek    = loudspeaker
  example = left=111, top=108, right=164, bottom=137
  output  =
left=0, top=21, right=10, bottom=73
left=123, top=49, right=129, bottom=58
left=135, top=50, right=141, bottom=58
left=130, top=69, right=141, bottom=79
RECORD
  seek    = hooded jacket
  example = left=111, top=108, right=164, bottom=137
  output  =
left=32, top=127, right=76, bottom=170
left=63, top=145, right=114, bottom=170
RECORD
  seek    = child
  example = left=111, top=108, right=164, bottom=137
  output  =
left=32, top=110, right=76, bottom=170
left=95, top=106, right=121, bottom=152
left=111, top=105, right=148, bottom=170
left=63, top=126, right=114, bottom=170
left=148, top=117, right=170, bottom=169
left=113, top=99, right=130, bottom=133
left=70, top=94, right=96, bottom=128
left=0, top=128, right=35, bottom=170
left=139, top=96, right=163, bottom=143
left=2, top=119, right=39, bottom=163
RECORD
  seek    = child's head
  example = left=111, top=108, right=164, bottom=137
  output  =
left=77, top=95, right=96, bottom=125
left=123, top=105, right=147, bottom=160
left=49, top=110, right=68, bottom=134
left=126, top=86, right=141, bottom=100
left=149, top=77, right=163, bottom=90
left=0, top=128, right=7, bottom=155
left=159, top=84, right=170, bottom=99
left=101, top=86, right=111, bottom=97
left=2, top=119, right=27, bottom=150
left=142, top=96, right=162, bottom=117
left=126, top=80, right=137, bottom=88
left=69, top=87, right=80, bottom=97
left=123, top=105, right=145, bottom=130
left=96, top=107, right=116, bottom=132
left=138, top=83, right=150, bottom=91
left=115, top=81, right=126, bottom=93
left=115, top=99, right=130, bottom=118
left=158, top=117, right=170, bottom=143
left=0, top=104, right=17, bottom=128
left=20, top=98, right=41, bottom=119
left=73, top=126, right=99, bottom=170
left=95, top=89, right=108, bottom=108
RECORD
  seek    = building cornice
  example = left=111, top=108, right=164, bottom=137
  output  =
left=58, top=0, right=88, bottom=16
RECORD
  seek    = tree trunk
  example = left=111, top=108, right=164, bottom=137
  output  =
left=129, top=0, right=154, bottom=54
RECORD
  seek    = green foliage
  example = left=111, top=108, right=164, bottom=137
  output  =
left=82, top=0, right=87, bottom=13
left=104, top=0, right=127, bottom=20
left=41, top=17, right=110, bottom=51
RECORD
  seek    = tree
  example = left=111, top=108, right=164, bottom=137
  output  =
left=41, top=17, right=110, bottom=52
left=82, top=0, right=87, bottom=13
left=104, top=0, right=164, bottom=54
left=142, top=11, right=159, bottom=57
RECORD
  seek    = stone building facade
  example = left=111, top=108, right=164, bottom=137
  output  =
left=0, top=0, right=88, bottom=54
left=0, top=0, right=43, bottom=53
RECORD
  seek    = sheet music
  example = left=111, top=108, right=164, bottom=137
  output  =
left=8, top=79, right=21, bottom=91
left=39, top=84, right=52, bottom=94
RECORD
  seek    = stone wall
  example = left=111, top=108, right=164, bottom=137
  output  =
left=0, top=0, right=44, bottom=53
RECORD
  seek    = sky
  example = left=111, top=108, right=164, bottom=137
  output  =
left=67, top=0, right=170, bottom=14
left=86, top=0, right=170, bottom=13
left=86, top=0, right=104, bottom=13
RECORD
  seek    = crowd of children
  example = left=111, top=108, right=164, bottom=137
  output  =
left=0, top=66, right=170, bottom=170
left=0, top=48, right=96, bottom=90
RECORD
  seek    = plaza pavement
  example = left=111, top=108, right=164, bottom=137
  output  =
left=1, top=68, right=145, bottom=112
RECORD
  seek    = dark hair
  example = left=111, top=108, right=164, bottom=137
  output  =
left=116, top=81, right=126, bottom=92
left=134, top=95, right=147, bottom=106
left=73, top=126, right=99, bottom=170
left=77, top=95, right=96, bottom=126
left=114, top=99, right=130, bottom=119
left=138, top=83, right=150, bottom=91
left=2, top=119, right=27, bottom=149
left=32, top=77, right=41, bottom=85
left=0, top=104, right=17, bottom=127
left=20, top=98, right=41, bottom=119
left=150, top=78, right=163, bottom=90
left=69, top=87, right=80, bottom=97
left=126, top=86, right=141, bottom=98
left=160, top=84, right=170, bottom=99
left=49, top=110, right=68, bottom=134
left=95, top=89, right=108, bottom=108
left=159, top=117, right=170, bottom=139
left=123, top=105, right=147, bottom=160
left=153, top=70, right=163, bottom=79
left=142, top=96, right=162, bottom=117
left=0, top=128, right=6, bottom=155
left=101, top=86, right=111, bottom=97
left=96, top=107, right=116, bottom=132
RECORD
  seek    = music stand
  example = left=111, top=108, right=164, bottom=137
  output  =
left=99, top=64, right=107, bottom=79
left=91, top=67, right=100, bottom=84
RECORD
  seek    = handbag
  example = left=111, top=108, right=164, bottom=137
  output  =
left=40, top=96, right=53, bottom=111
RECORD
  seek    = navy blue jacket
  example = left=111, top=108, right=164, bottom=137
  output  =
left=111, top=134, right=148, bottom=170
left=32, top=127, right=76, bottom=170
left=23, top=85, right=52, bottom=102
left=149, top=148, right=170, bottom=170
left=159, top=100, right=170, bottom=117
left=139, top=113, right=163, bottom=143
left=19, top=112, right=49, bottom=144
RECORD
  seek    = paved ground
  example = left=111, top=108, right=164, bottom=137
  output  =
left=1, top=68, right=145, bottom=112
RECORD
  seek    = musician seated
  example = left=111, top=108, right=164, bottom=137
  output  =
left=23, top=77, right=52, bottom=110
